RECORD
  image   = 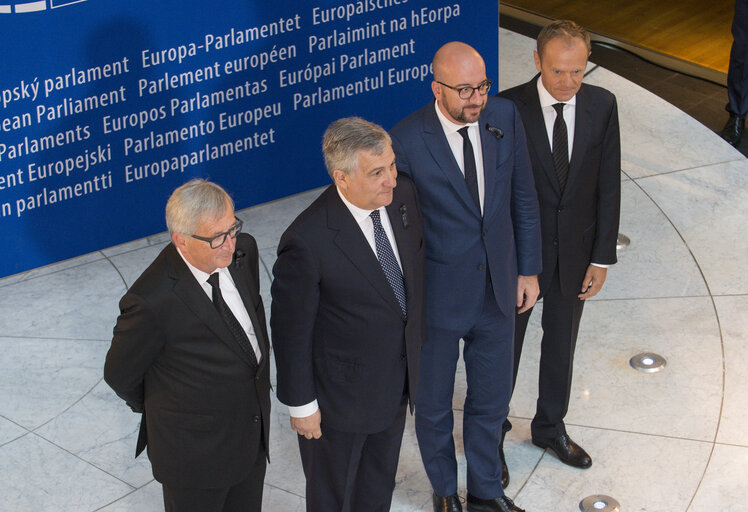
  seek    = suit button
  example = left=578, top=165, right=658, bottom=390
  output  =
left=553, top=238, right=559, bottom=246
left=253, top=415, right=260, bottom=423
left=557, top=207, right=563, bottom=213
left=477, top=264, right=485, bottom=271
left=482, top=229, right=488, bottom=237
left=400, top=354, right=407, bottom=361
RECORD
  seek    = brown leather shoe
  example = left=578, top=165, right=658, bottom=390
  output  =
left=433, top=492, right=463, bottom=512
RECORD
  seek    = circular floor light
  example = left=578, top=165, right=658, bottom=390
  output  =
left=630, top=352, right=667, bottom=373
left=580, top=495, right=621, bottom=512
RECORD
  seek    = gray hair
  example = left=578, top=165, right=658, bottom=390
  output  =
left=322, top=117, right=391, bottom=178
left=165, top=178, right=234, bottom=235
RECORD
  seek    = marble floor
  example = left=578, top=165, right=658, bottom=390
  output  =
left=1, top=29, right=747, bottom=512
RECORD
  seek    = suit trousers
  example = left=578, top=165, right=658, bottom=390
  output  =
left=727, top=0, right=748, bottom=116
left=415, top=280, right=514, bottom=500
left=161, top=443, right=266, bottom=512
left=511, top=265, right=585, bottom=441
left=298, top=394, right=408, bottom=512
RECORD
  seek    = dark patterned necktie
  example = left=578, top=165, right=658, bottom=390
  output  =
left=457, top=126, right=481, bottom=209
left=207, top=272, right=259, bottom=366
left=370, top=210, right=407, bottom=319
left=552, top=102, right=569, bottom=191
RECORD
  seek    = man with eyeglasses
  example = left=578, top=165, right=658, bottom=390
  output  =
left=390, top=42, right=541, bottom=512
left=105, top=178, right=270, bottom=512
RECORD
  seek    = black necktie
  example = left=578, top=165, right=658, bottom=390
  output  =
left=458, top=126, right=481, bottom=210
left=552, top=103, right=569, bottom=191
left=207, top=272, right=259, bottom=366
left=370, top=210, right=407, bottom=319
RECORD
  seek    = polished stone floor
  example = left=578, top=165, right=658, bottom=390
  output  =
left=1, top=29, right=747, bottom=511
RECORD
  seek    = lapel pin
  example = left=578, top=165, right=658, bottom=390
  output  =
left=399, top=204, right=408, bottom=228
left=234, top=250, right=245, bottom=268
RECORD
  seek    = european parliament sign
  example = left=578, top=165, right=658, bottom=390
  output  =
left=0, top=0, right=498, bottom=278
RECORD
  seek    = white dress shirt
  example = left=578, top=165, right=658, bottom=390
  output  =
left=286, top=188, right=403, bottom=418
left=536, top=77, right=608, bottom=269
left=434, top=100, right=486, bottom=214
left=177, top=247, right=263, bottom=361
left=537, top=77, right=576, bottom=159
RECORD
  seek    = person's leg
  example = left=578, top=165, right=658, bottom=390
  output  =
left=298, top=422, right=363, bottom=512
left=351, top=395, right=409, bottom=511
left=722, top=0, right=748, bottom=144
left=162, top=485, right=227, bottom=512
left=223, top=444, right=267, bottom=512
left=531, top=272, right=584, bottom=441
left=415, top=324, right=462, bottom=497
left=462, top=282, right=514, bottom=500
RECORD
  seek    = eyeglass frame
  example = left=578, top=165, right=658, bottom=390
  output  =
left=191, top=217, right=243, bottom=249
left=435, top=79, right=493, bottom=100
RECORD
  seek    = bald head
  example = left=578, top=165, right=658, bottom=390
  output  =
left=431, top=41, right=489, bottom=125
left=432, top=41, right=485, bottom=83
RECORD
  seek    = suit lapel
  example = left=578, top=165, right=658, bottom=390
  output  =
left=385, top=194, right=414, bottom=319
left=566, top=85, right=591, bottom=197
left=326, top=188, right=404, bottom=318
left=422, top=102, right=482, bottom=219
left=479, top=118, right=496, bottom=220
left=228, top=261, right=266, bottom=369
left=166, top=245, right=255, bottom=368
left=520, top=79, right=562, bottom=197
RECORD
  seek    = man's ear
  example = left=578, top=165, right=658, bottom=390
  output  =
left=171, top=231, right=186, bottom=249
left=332, top=169, right=348, bottom=190
left=431, top=80, right=441, bottom=99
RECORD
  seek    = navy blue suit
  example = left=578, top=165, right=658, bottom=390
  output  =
left=390, top=97, right=541, bottom=498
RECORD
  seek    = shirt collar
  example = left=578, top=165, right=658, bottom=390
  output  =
left=177, top=246, right=227, bottom=284
left=536, top=76, right=577, bottom=109
left=336, top=187, right=386, bottom=226
left=434, top=100, right=479, bottom=135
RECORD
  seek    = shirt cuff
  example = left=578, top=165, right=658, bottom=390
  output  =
left=591, top=262, right=610, bottom=269
left=288, top=400, right=319, bottom=418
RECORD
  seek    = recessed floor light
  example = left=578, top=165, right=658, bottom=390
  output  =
left=630, top=352, right=666, bottom=373
left=580, top=494, right=620, bottom=512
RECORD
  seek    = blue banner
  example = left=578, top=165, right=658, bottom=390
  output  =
left=0, top=0, right=498, bottom=277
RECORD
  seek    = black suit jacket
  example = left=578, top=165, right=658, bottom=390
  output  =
left=104, top=233, right=271, bottom=489
left=499, top=78, right=621, bottom=296
left=270, top=177, right=425, bottom=434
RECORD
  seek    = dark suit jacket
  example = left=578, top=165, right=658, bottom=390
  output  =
left=498, top=78, right=621, bottom=296
left=390, top=98, right=542, bottom=327
left=104, top=233, right=271, bottom=489
left=270, top=177, right=425, bottom=434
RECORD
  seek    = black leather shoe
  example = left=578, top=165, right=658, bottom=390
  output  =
left=466, top=494, right=525, bottom=512
left=433, top=492, right=463, bottom=512
left=532, top=433, right=592, bottom=468
left=721, top=114, right=745, bottom=146
left=499, top=441, right=509, bottom=489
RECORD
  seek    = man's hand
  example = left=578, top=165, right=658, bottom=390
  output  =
left=517, top=274, right=540, bottom=314
left=290, top=410, right=322, bottom=439
left=578, top=265, right=607, bottom=300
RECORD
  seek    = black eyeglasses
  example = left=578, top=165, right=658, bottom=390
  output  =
left=191, top=217, right=243, bottom=249
left=436, top=79, right=493, bottom=99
